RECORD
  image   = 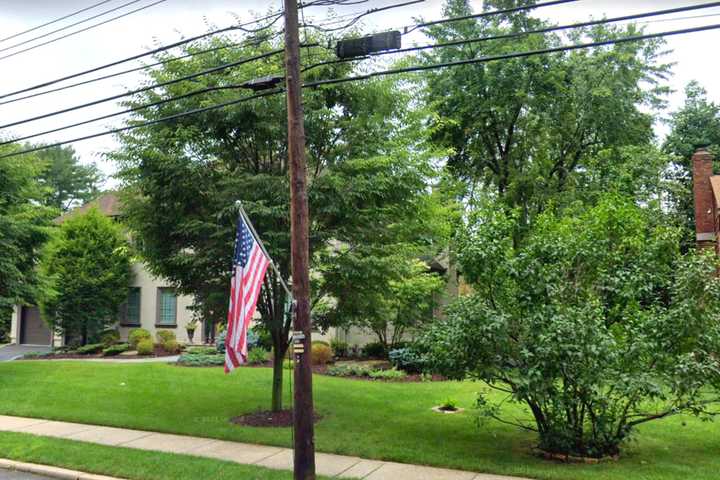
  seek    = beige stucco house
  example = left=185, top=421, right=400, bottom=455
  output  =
left=8, top=193, right=197, bottom=347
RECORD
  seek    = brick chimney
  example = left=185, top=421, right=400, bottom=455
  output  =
left=692, top=147, right=716, bottom=249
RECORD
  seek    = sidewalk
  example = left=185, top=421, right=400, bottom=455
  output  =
left=0, top=415, right=527, bottom=480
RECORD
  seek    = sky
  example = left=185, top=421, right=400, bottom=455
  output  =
left=1, top=0, right=719, bottom=187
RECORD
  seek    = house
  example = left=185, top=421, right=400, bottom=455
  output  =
left=8, top=193, right=197, bottom=347
left=8, top=192, right=461, bottom=350
left=692, top=146, right=720, bottom=251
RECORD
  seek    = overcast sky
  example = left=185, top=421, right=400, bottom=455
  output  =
left=1, top=0, right=719, bottom=186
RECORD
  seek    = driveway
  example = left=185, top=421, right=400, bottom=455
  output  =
left=0, top=345, right=51, bottom=361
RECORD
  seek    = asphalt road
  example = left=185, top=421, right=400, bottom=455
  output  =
left=0, top=469, right=55, bottom=480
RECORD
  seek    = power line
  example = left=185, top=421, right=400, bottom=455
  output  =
left=0, top=83, right=248, bottom=147
left=0, top=0, right=146, bottom=55
left=405, top=0, right=580, bottom=33
left=0, top=2, right=336, bottom=101
left=0, top=33, right=281, bottom=106
left=0, top=47, right=293, bottom=130
left=0, top=88, right=284, bottom=159
left=301, top=0, right=424, bottom=33
left=2, top=21, right=718, bottom=160
left=303, top=1, right=720, bottom=72
left=305, top=23, right=720, bottom=88
left=0, top=0, right=114, bottom=44
left=0, top=0, right=169, bottom=62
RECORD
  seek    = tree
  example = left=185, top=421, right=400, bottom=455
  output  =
left=420, top=0, right=669, bottom=234
left=41, top=208, right=132, bottom=345
left=0, top=146, right=53, bottom=342
left=318, top=252, right=445, bottom=351
left=663, top=81, right=720, bottom=245
left=35, top=145, right=102, bottom=212
left=423, top=195, right=720, bottom=458
left=111, top=31, right=442, bottom=411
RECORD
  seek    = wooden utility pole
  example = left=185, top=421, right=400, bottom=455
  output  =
left=283, top=0, right=316, bottom=479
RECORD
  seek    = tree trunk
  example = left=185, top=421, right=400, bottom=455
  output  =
left=271, top=344, right=286, bottom=412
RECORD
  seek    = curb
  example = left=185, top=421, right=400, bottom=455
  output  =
left=0, top=459, right=124, bottom=480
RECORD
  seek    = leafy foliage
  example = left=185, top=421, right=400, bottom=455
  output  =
left=33, top=145, right=102, bottom=212
left=111, top=29, right=444, bottom=411
left=40, top=208, right=132, bottom=345
left=102, top=343, right=129, bottom=357
left=76, top=343, right=104, bottom=355
left=128, top=328, right=151, bottom=349
left=663, top=81, right=720, bottom=246
left=311, top=343, right=332, bottom=365
left=136, top=338, right=154, bottom=356
left=423, top=195, right=720, bottom=457
left=247, top=348, right=269, bottom=365
left=176, top=353, right=225, bottom=367
left=420, top=0, right=669, bottom=233
left=0, top=146, right=53, bottom=341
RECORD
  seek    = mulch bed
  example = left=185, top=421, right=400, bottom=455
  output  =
left=533, top=448, right=620, bottom=464
left=25, top=345, right=177, bottom=360
left=311, top=363, right=446, bottom=382
left=230, top=409, right=322, bottom=428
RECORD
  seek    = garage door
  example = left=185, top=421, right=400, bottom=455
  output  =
left=20, top=306, right=52, bottom=345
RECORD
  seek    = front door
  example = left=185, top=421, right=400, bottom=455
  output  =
left=19, top=306, right=52, bottom=345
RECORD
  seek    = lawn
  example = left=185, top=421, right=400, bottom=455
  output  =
left=0, top=361, right=717, bottom=480
left=0, top=431, right=321, bottom=480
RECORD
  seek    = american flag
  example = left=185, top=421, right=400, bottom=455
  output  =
left=225, top=213, right=270, bottom=373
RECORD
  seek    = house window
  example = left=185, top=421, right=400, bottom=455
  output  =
left=157, top=288, right=177, bottom=326
left=119, top=288, right=141, bottom=326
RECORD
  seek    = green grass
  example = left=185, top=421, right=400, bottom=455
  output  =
left=0, top=431, right=320, bottom=480
left=1, top=361, right=718, bottom=480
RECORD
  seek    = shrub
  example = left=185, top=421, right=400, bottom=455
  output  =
left=128, top=328, right=151, bottom=349
left=102, top=343, right=129, bottom=357
left=439, top=398, right=458, bottom=411
left=247, top=348, right=269, bottom=365
left=186, top=346, right=217, bottom=355
left=424, top=196, right=720, bottom=458
left=136, top=338, right=154, bottom=355
left=312, top=340, right=330, bottom=347
left=215, top=330, right=226, bottom=354
left=368, top=367, right=407, bottom=380
left=156, top=330, right=176, bottom=345
left=162, top=339, right=181, bottom=354
left=361, top=342, right=386, bottom=359
left=326, top=364, right=373, bottom=377
left=177, top=353, right=224, bottom=367
left=330, top=339, right=349, bottom=358
left=99, top=329, right=120, bottom=347
left=76, top=343, right=104, bottom=355
left=311, top=343, right=332, bottom=365
left=389, top=346, right=426, bottom=374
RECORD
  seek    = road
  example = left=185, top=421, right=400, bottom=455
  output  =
left=0, top=469, right=54, bottom=480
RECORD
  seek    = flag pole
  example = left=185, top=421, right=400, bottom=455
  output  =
left=235, top=200, right=293, bottom=300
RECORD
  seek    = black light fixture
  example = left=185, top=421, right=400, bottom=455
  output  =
left=240, top=75, right=284, bottom=91
left=335, top=31, right=402, bottom=59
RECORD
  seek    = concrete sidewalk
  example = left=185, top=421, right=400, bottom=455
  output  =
left=0, top=415, right=527, bottom=480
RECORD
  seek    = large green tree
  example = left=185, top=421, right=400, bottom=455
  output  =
left=424, top=195, right=720, bottom=458
left=0, top=146, right=53, bottom=342
left=41, top=208, right=132, bottom=345
left=420, top=0, right=669, bottom=234
left=111, top=30, right=443, bottom=411
left=34, top=145, right=102, bottom=212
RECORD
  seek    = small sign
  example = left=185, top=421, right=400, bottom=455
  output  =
left=292, top=331, right=305, bottom=342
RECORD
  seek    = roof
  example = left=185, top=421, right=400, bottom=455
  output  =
left=55, top=192, right=122, bottom=224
